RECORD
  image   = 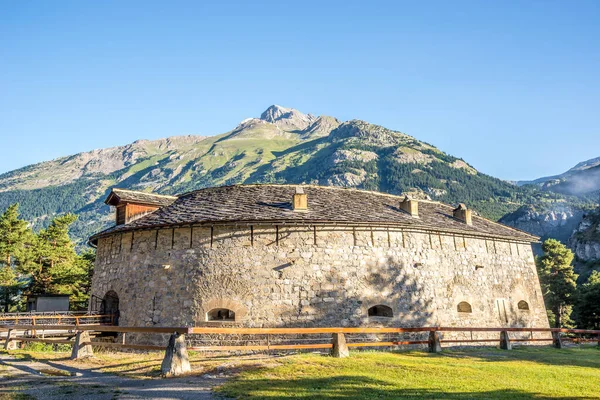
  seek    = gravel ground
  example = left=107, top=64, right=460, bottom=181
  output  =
left=0, top=353, right=225, bottom=399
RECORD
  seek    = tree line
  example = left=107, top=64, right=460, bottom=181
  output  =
left=0, top=203, right=94, bottom=312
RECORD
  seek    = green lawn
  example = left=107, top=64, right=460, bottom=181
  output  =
left=218, top=347, right=600, bottom=399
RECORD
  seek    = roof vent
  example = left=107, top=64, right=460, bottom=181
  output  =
left=453, top=203, right=472, bottom=225
left=400, top=196, right=418, bottom=217
left=292, top=187, right=308, bottom=211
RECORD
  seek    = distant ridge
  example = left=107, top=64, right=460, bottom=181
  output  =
left=518, top=156, right=600, bottom=196
left=0, top=105, right=591, bottom=244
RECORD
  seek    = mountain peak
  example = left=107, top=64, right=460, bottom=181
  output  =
left=260, top=105, right=293, bottom=122
left=259, top=105, right=316, bottom=131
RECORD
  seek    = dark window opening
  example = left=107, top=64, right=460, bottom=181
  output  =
left=368, top=305, right=393, bottom=318
left=207, top=308, right=235, bottom=321
left=457, top=301, right=472, bottom=313
left=517, top=300, right=530, bottom=311
left=100, top=290, right=120, bottom=325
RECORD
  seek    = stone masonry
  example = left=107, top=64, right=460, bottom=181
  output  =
left=91, top=224, right=548, bottom=332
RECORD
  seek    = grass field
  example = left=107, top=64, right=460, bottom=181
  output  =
left=3, top=345, right=599, bottom=399
left=217, top=347, right=600, bottom=399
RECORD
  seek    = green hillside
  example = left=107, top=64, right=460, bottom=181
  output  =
left=0, top=105, right=586, bottom=245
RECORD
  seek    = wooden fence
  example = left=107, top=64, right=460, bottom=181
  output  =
left=0, top=313, right=114, bottom=326
left=1, top=324, right=598, bottom=376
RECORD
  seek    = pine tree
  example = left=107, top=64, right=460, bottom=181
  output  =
left=0, top=264, right=20, bottom=312
left=0, top=204, right=34, bottom=312
left=19, top=213, right=87, bottom=296
left=536, top=239, right=578, bottom=328
left=0, top=204, right=32, bottom=266
left=575, top=270, right=600, bottom=329
left=70, top=249, right=95, bottom=309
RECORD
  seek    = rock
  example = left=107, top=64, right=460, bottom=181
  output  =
left=70, top=331, right=93, bottom=360
left=569, top=208, right=600, bottom=262
left=328, top=149, right=379, bottom=167
left=161, top=333, right=191, bottom=377
left=331, top=333, right=349, bottom=358
left=260, top=105, right=317, bottom=131
left=500, top=204, right=584, bottom=242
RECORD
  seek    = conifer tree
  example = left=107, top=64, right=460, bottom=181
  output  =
left=575, top=270, right=600, bottom=329
left=536, top=239, right=578, bottom=328
left=19, top=213, right=88, bottom=296
left=0, top=204, right=34, bottom=312
left=0, top=204, right=32, bottom=266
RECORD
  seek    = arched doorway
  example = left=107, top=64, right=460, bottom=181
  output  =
left=100, top=291, right=120, bottom=325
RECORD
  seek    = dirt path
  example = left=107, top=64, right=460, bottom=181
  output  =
left=0, top=353, right=225, bottom=399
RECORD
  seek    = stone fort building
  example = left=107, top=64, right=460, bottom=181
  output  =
left=89, top=185, right=549, bottom=331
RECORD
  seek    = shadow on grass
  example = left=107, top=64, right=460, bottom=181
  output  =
left=220, top=375, right=597, bottom=400
left=438, top=346, right=600, bottom=369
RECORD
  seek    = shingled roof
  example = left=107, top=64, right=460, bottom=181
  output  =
left=105, top=188, right=177, bottom=207
left=90, top=184, right=538, bottom=243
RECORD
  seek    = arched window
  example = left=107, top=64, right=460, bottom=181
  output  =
left=457, top=301, right=472, bottom=313
left=517, top=300, right=530, bottom=311
left=207, top=308, right=235, bottom=321
left=368, top=305, right=393, bottom=318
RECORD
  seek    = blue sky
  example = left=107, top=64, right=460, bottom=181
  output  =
left=1, top=1, right=599, bottom=180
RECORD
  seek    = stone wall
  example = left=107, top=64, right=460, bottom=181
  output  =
left=91, top=224, right=549, bottom=343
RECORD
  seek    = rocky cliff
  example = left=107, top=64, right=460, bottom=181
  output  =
left=499, top=203, right=585, bottom=243
left=570, top=209, right=600, bottom=262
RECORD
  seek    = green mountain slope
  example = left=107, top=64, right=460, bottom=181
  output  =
left=0, top=105, right=580, bottom=245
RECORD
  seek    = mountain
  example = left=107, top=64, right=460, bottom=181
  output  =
left=518, top=156, right=600, bottom=197
left=570, top=208, right=600, bottom=259
left=502, top=155, right=600, bottom=259
left=0, top=105, right=584, bottom=245
left=569, top=207, right=600, bottom=280
left=499, top=202, right=585, bottom=243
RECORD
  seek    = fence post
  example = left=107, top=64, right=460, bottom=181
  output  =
left=428, top=330, right=442, bottom=353
left=500, top=330, right=511, bottom=350
left=597, top=333, right=600, bottom=348
left=70, top=331, right=94, bottom=360
left=161, top=333, right=191, bottom=377
left=330, top=332, right=349, bottom=358
left=552, top=331, right=562, bottom=349
left=3, top=329, right=16, bottom=350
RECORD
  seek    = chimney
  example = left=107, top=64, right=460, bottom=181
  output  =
left=400, top=196, right=418, bottom=217
left=292, top=187, right=308, bottom=211
left=453, top=203, right=472, bottom=225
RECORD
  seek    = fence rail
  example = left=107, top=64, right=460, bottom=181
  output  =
left=0, top=311, right=100, bottom=318
left=0, top=314, right=114, bottom=326
left=1, top=324, right=598, bottom=377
